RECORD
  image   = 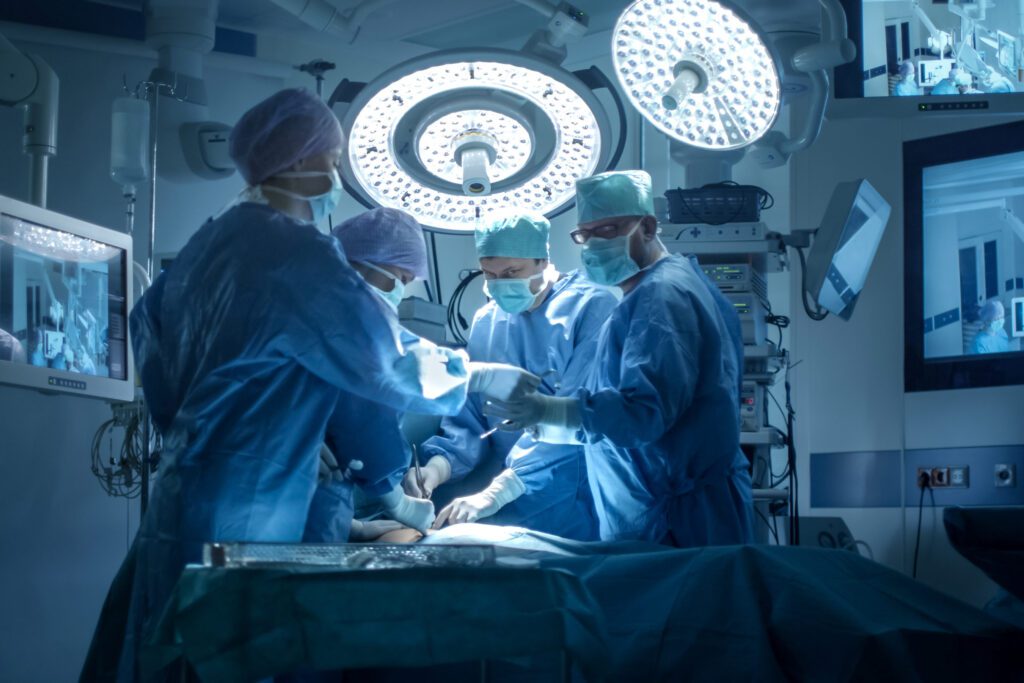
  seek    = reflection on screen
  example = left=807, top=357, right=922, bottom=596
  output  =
left=922, top=151, right=1024, bottom=360
left=855, top=1, right=1022, bottom=98
left=0, top=214, right=127, bottom=379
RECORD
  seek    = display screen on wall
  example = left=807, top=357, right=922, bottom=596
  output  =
left=836, top=0, right=1024, bottom=99
left=905, top=119, right=1024, bottom=391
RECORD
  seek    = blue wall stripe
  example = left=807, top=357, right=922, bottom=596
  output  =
left=811, top=451, right=902, bottom=508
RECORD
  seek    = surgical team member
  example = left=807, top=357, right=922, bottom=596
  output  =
left=83, top=89, right=537, bottom=683
left=304, top=208, right=438, bottom=543
left=406, top=215, right=617, bottom=540
left=485, top=171, right=754, bottom=548
left=971, top=300, right=1010, bottom=354
left=892, top=61, right=922, bottom=97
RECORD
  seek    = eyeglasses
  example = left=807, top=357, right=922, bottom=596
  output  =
left=569, top=223, right=623, bottom=244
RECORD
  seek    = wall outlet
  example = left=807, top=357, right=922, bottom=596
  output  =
left=917, top=466, right=969, bottom=488
left=995, top=464, right=1016, bottom=488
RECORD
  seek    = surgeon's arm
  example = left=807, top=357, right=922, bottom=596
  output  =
left=415, top=393, right=496, bottom=485
left=128, top=272, right=176, bottom=432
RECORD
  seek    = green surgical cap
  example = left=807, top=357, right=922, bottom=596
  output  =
left=475, top=214, right=550, bottom=259
left=575, top=170, right=655, bottom=224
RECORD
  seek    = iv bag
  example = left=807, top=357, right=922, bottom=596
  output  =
left=110, top=96, right=150, bottom=191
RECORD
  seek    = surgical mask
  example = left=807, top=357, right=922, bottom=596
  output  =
left=360, top=261, right=405, bottom=312
left=483, top=269, right=548, bottom=314
left=263, top=168, right=343, bottom=225
left=989, top=318, right=1005, bottom=334
left=580, top=221, right=642, bottom=286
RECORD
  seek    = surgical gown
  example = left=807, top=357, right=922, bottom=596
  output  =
left=421, top=271, right=618, bottom=541
left=576, top=254, right=753, bottom=547
left=94, top=202, right=469, bottom=682
left=970, top=328, right=1010, bottom=355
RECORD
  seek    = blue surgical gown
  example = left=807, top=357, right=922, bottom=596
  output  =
left=421, top=271, right=618, bottom=541
left=893, top=79, right=922, bottom=96
left=971, top=328, right=1010, bottom=355
left=931, top=78, right=959, bottom=95
left=111, top=202, right=468, bottom=681
left=576, top=254, right=753, bottom=547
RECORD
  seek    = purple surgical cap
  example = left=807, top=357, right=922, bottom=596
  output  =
left=229, top=88, right=344, bottom=186
left=333, top=208, right=429, bottom=280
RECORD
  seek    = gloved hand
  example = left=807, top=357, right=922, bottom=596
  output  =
left=379, top=486, right=435, bottom=532
left=401, top=455, right=451, bottom=499
left=348, top=518, right=406, bottom=542
left=467, top=362, right=541, bottom=401
left=432, top=469, right=525, bottom=529
left=483, top=395, right=583, bottom=444
left=317, top=444, right=363, bottom=484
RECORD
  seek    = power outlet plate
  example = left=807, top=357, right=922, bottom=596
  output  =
left=995, top=464, right=1017, bottom=488
left=917, top=466, right=969, bottom=488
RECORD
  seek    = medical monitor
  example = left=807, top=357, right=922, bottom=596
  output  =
left=904, top=120, right=1024, bottom=392
left=832, top=1, right=1024, bottom=118
left=0, top=194, right=133, bottom=402
left=805, top=180, right=891, bottom=320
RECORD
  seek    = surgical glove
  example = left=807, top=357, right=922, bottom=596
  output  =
left=433, top=469, right=525, bottom=529
left=317, top=444, right=363, bottom=484
left=467, top=362, right=541, bottom=401
left=401, top=455, right=451, bottom=499
left=379, top=486, right=435, bottom=532
left=483, top=395, right=583, bottom=444
left=349, top=518, right=406, bottom=542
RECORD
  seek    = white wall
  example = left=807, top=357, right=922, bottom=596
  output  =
left=792, top=110, right=1024, bottom=608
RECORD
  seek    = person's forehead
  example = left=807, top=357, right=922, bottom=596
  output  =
left=577, top=216, right=637, bottom=230
left=480, top=257, right=535, bottom=271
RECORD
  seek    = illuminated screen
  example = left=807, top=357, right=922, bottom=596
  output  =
left=0, top=213, right=128, bottom=380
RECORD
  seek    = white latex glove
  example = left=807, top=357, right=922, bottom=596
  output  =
left=348, top=518, right=406, bottom=542
left=379, top=486, right=435, bottom=532
left=467, top=362, right=541, bottom=401
left=432, top=469, right=525, bottom=529
left=401, top=455, right=451, bottom=499
left=317, top=444, right=363, bottom=484
left=483, top=395, right=582, bottom=444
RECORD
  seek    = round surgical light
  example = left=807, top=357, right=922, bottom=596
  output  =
left=612, top=0, right=781, bottom=150
left=338, top=49, right=610, bottom=233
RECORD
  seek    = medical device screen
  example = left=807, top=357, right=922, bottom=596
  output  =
left=0, top=213, right=128, bottom=380
left=837, top=1, right=1023, bottom=98
left=921, top=150, right=1024, bottom=360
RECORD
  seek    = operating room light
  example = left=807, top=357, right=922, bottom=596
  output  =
left=612, top=0, right=782, bottom=150
left=337, top=49, right=611, bottom=233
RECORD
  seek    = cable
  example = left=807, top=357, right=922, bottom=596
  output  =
left=912, top=471, right=931, bottom=579
left=754, top=506, right=779, bottom=544
left=446, top=269, right=483, bottom=345
left=784, top=355, right=799, bottom=546
left=428, top=231, right=443, bottom=305
left=671, top=181, right=774, bottom=226
left=796, top=247, right=829, bottom=321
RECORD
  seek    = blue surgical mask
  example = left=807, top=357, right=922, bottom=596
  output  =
left=581, top=221, right=642, bottom=286
left=989, top=318, right=1005, bottom=334
left=484, top=270, right=546, bottom=314
left=360, top=261, right=405, bottom=313
left=264, top=168, right=343, bottom=225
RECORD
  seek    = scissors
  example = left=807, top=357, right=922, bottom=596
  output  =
left=411, top=443, right=430, bottom=500
left=479, top=368, right=558, bottom=440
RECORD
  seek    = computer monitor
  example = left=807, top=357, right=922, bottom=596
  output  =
left=831, top=0, right=1024, bottom=118
left=904, top=119, right=1024, bottom=392
left=805, top=180, right=892, bottom=321
left=0, top=194, right=134, bottom=402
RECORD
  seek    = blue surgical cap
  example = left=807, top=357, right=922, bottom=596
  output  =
left=333, top=208, right=428, bottom=280
left=575, top=170, right=655, bottom=224
left=475, top=214, right=550, bottom=259
left=979, top=299, right=1005, bottom=324
left=229, top=88, right=344, bottom=186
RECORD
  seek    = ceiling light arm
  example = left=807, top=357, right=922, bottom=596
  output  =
left=754, top=0, right=856, bottom=167
left=522, top=2, right=589, bottom=64
left=574, top=66, right=627, bottom=172
left=0, top=32, right=59, bottom=208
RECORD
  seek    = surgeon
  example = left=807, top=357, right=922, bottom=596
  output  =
left=83, top=88, right=538, bottom=683
left=931, top=65, right=966, bottom=95
left=971, top=300, right=1010, bottom=355
left=893, top=61, right=922, bottom=96
left=981, top=66, right=1015, bottom=94
left=484, top=171, right=754, bottom=548
left=406, top=215, right=617, bottom=540
left=303, top=207, right=436, bottom=543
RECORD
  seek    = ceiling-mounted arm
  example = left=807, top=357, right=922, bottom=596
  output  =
left=268, top=0, right=401, bottom=43
left=0, top=32, right=59, bottom=208
left=753, top=0, right=855, bottom=168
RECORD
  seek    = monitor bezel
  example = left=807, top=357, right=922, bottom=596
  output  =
left=0, top=194, right=135, bottom=403
left=904, top=119, right=1024, bottom=393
